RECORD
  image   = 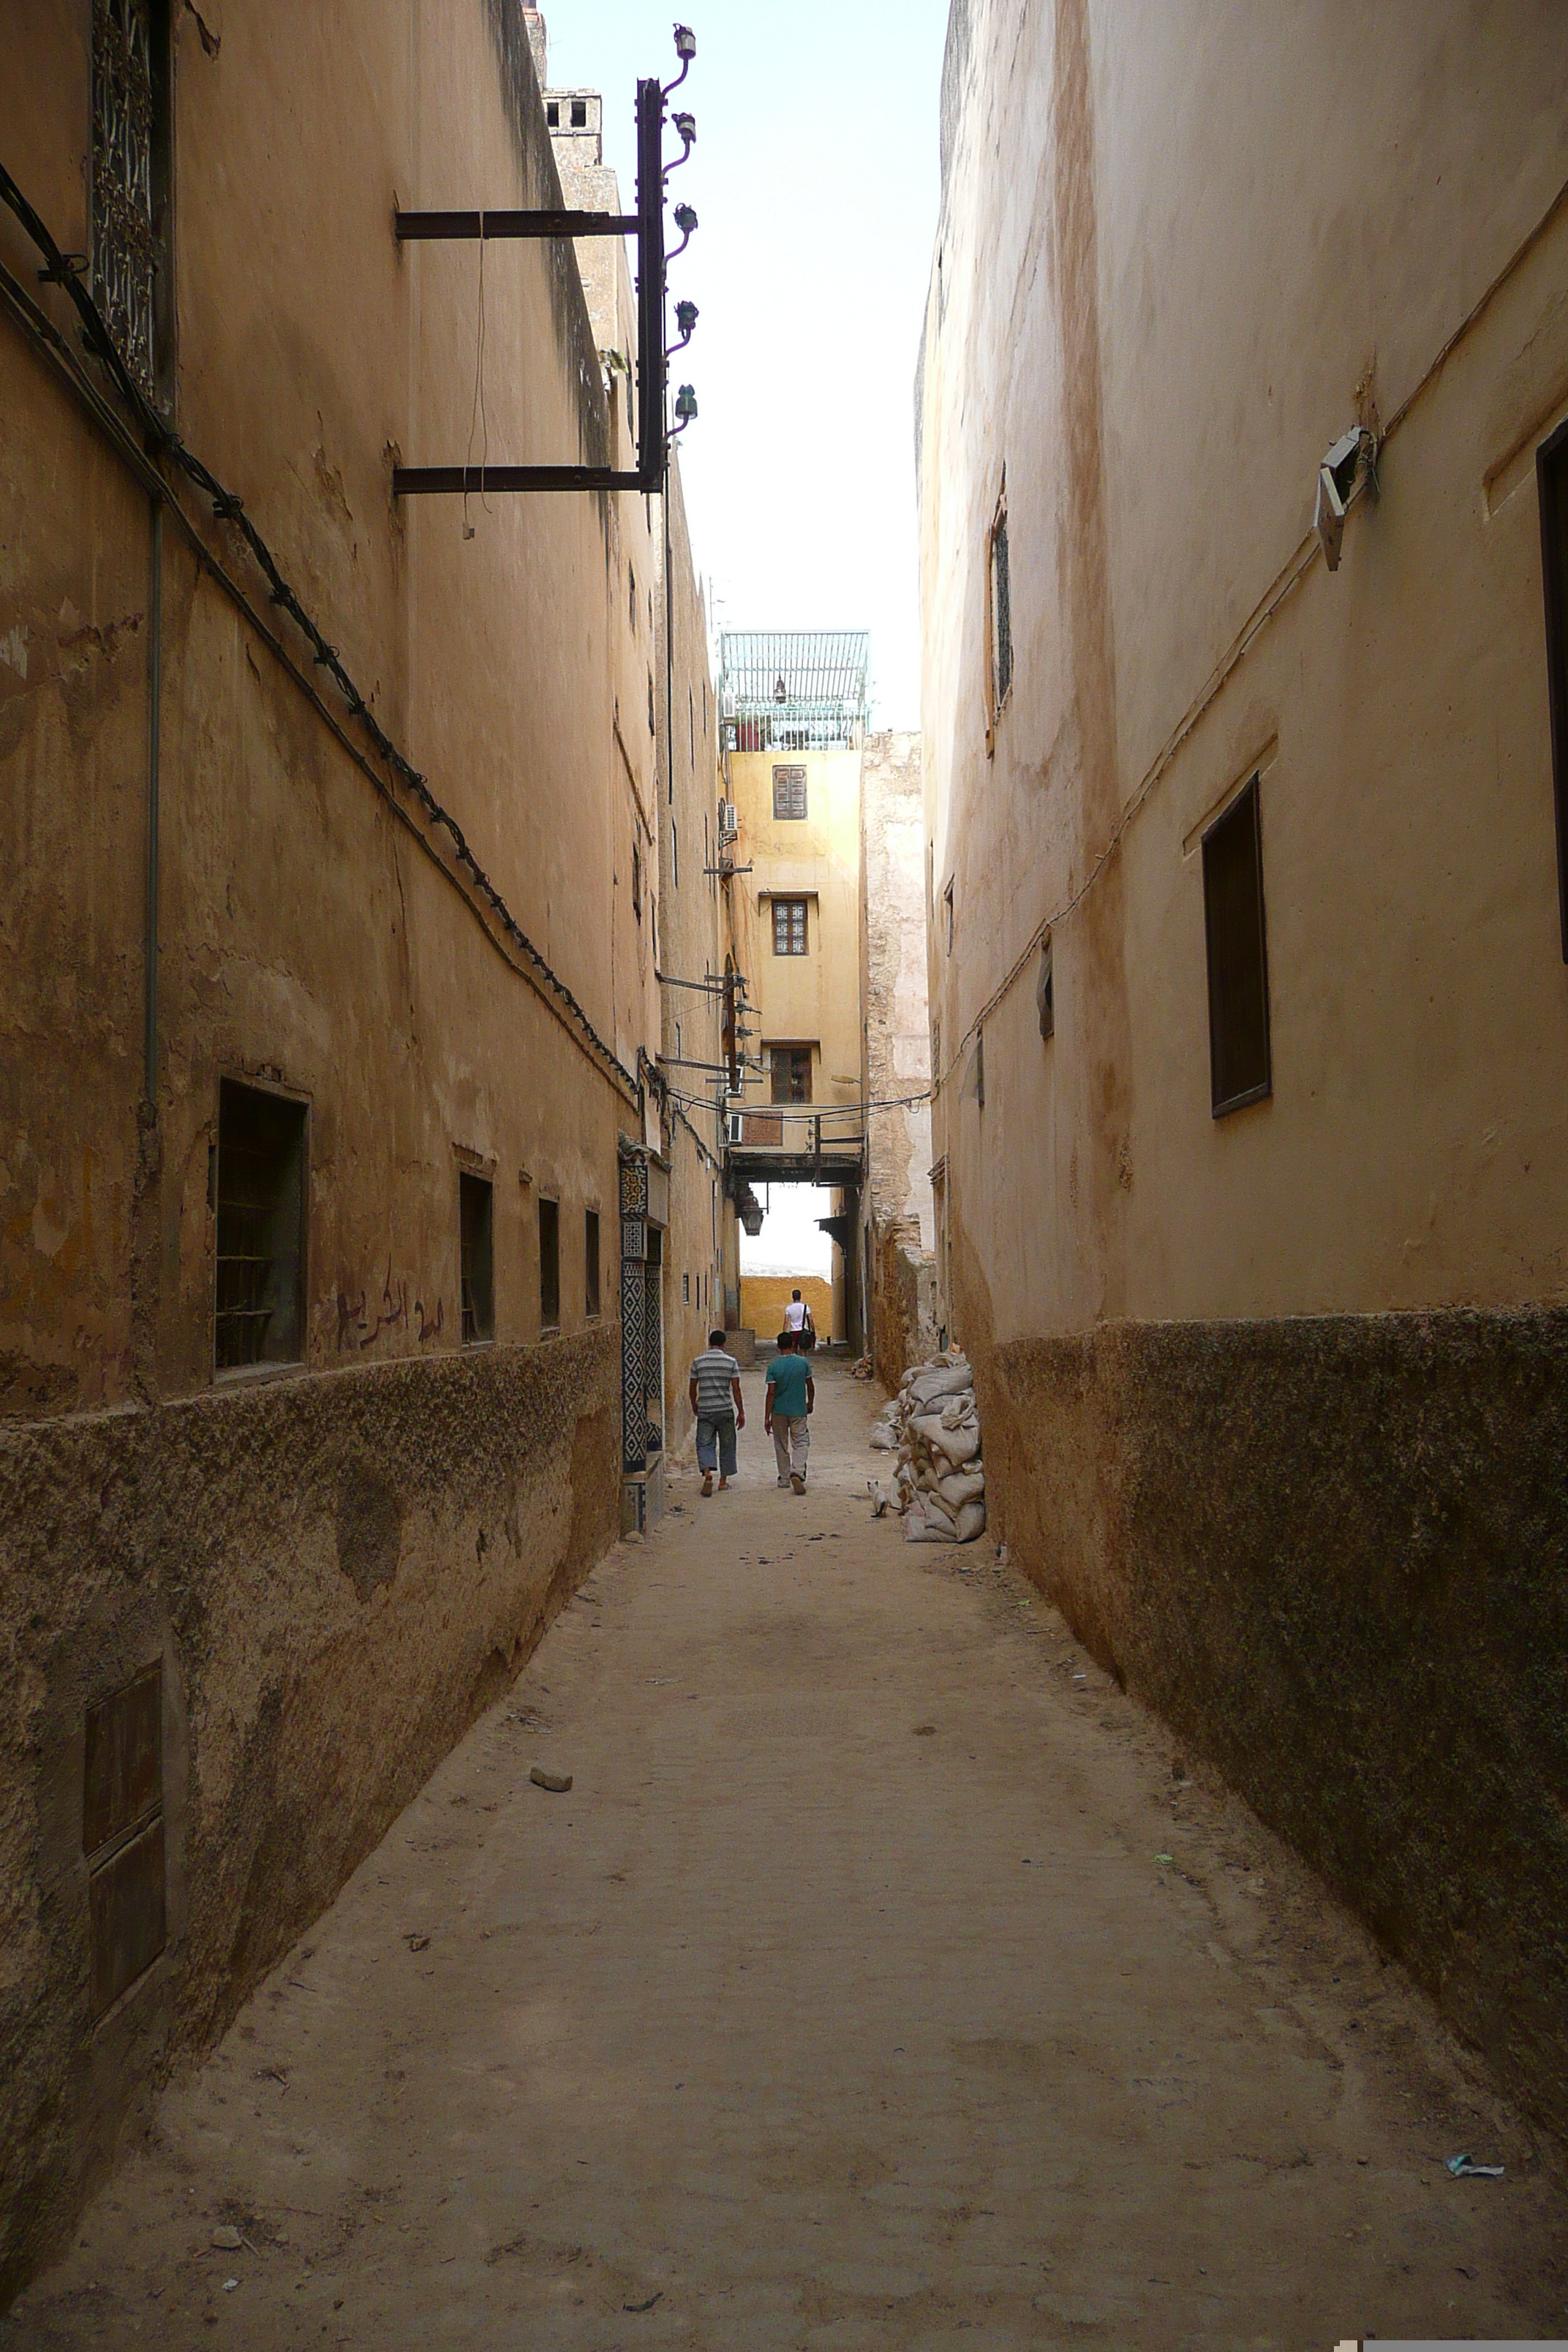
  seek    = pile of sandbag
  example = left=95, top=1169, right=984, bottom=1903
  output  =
left=867, top=1353, right=986, bottom=1543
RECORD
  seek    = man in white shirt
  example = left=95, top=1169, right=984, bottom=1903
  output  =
left=783, top=1289, right=814, bottom=1346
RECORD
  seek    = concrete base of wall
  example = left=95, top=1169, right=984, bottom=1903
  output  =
left=980, top=1305, right=1568, bottom=2149
left=0, top=1331, right=619, bottom=2297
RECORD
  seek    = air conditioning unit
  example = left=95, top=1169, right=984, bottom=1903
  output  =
left=717, top=800, right=739, bottom=843
left=726, top=1112, right=745, bottom=1145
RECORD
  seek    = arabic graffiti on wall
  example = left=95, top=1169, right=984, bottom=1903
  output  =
left=335, top=1260, right=443, bottom=1352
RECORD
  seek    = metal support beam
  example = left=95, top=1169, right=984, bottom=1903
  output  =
left=393, top=464, right=642, bottom=497
left=395, top=208, right=637, bottom=241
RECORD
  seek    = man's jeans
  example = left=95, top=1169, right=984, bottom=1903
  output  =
left=696, top=1411, right=738, bottom=1478
left=772, top=1414, right=810, bottom=1482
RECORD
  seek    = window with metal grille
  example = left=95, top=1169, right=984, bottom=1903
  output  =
left=91, top=0, right=170, bottom=407
left=585, top=1208, right=601, bottom=1318
left=772, top=764, right=807, bottom=820
left=539, top=1197, right=560, bottom=1329
left=1202, top=777, right=1272, bottom=1116
left=214, top=1081, right=307, bottom=1371
left=459, top=1173, right=494, bottom=1345
left=773, top=897, right=808, bottom=955
left=83, top=1663, right=165, bottom=2017
left=770, top=1046, right=813, bottom=1104
left=990, top=496, right=1013, bottom=715
left=1537, top=416, right=1568, bottom=959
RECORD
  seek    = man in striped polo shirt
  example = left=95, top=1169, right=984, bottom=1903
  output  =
left=687, top=1328, right=745, bottom=1496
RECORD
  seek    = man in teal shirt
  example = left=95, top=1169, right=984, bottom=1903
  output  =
left=764, top=1329, right=815, bottom=1493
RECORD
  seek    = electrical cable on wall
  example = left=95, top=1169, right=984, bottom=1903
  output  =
left=0, top=157, right=639, bottom=1106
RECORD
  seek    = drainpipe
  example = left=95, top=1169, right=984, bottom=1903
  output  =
left=143, top=497, right=162, bottom=1107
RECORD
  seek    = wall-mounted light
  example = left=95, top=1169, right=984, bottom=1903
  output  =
left=1313, top=425, right=1378, bottom=573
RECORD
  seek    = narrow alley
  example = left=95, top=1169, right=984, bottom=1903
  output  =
left=11, top=1362, right=1564, bottom=2352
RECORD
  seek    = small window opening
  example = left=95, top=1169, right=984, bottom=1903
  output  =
left=673, top=820, right=679, bottom=890
left=770, top=1045, right=813, bottom=1105
left=990, top=492, right=1014, bottom=717
left=629, top=560, right=636, bottom=630
left=682, top=1271, right=690, bottom=1304
left=539, top=1197, right=560, bottom=1329
left=773, top=897, right=808, bottom=956
left=570, top=97, right=587, bottom=128
left=648, top=670, right=656, bottom=735
left=1202, top=776, right=1272, bottom=1116
left=214, top=1079, right=307, bottom=1371
left=459, top=1172, right=494, bottom=1345
left=632, top=843, right=643, bottom=920
left=1037, top=936, right=1055, bottom=1041
left=546, top=99, right=559, bottom=127
left=585, top=1208, right=601, bottom=1319
left=83, top=1662, right=165, bottom=2017
left=1537, top=415, right=1568, bottom=959
left=772, top=764, right=807, bottom=820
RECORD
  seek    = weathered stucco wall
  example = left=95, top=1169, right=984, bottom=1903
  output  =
left=0, top=1333, right=617, bottom=2293
left=973, top=1306, right=1568, bottom=2148
left=0, top=0, right=661, bottom=2289
left=919, top=0, right=1568, bottom=2137
left=859, top=731, right=935, bottom=1379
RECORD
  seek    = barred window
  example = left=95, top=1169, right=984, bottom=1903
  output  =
left=772, top=764, right=807, bottom=820
left=92, top=0, right=167, bottom=404
left=772, top=897, right=808, bottom=956
left=990, top=494, right=1013, bottom=716
left=214, top=1082, right=307, bottom=1372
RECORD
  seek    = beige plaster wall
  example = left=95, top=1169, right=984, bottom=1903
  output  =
left=859, top=731, right=935, bottom=1377
left=0, top=0, right=663, bottom=2288
left=916, top=0, right=1568, bottom=2141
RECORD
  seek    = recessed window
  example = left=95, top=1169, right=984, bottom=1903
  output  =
left=546, top=99, right=559, bottom=127
left=1037, top=936, right=1055, bottom=1041
left=629, top=560, right=636, bottom=630
left=1536, top=415, right=1568, bottom=959
left=459, top=1172, right=494, bottom=1345
left=773, top=897, right=808, bottom=955
left=570, top=97, right=587, bottom=128
left=92, top=0, right=172, bottom=407
left=1202, top=776, right=1272, bottom=1116
left=83, top=1663, right=165, bottom=2017
left=990, top=491, right=1013, bottom=718
left=648, top=670, right=656, bottom=735
left=772, top=764, right=807, bottom=821
left=585, top=1208, right=601, bottom=1319
left=539, top=1197, right=560, bottom=1330
left=770, top=1045, right=813, bottom=1105
left=632, top=842, right=642, bottom=920
left=214, top=1079, right=307, bottom=1372
left=673, top=820, right=679, bottom=889
left=682, top=1271, right=690, bottom=1304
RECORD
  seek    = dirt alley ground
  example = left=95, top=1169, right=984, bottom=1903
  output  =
left=8, top=1360, right=1567, bottom=2351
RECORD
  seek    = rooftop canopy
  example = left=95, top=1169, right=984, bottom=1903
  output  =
left=717, top=630, right=870, bottom=753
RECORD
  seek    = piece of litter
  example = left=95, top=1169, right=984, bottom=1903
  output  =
left=403, top=1932, right=430, bottom=1953
left=913, top=1725, right=937, bottom=1737
left=211, top=2226, right=244, bottom=2250
left=530, top=1767, right=573, bottom=1793
left=222, top=2277, right=239, bottom=2292
left=1155, top=1853, right=1175, bottom=1866
left=624, top=2291, right=663, bottom=2313
left=1445, top=2153, right=1504, bottom=2178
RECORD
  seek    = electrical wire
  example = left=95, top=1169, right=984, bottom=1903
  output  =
left=0, top=157, right=639, bottom=1107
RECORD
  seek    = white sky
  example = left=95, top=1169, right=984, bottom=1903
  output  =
left=737, top=1182, right=835, bottom=1278
left=542, top=0, right=951, bottom=728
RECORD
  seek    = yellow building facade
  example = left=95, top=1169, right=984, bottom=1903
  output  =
left=717, top=636, right=870, bottom=1343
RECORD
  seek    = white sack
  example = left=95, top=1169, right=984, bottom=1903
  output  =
left=955, top=1498, right=987, bottom=1542
left=904, top=1504, right=955, bottom=1543
left=908, top=1362, right=975, bottom=1409
left=938, top=1467, right=987, bottom=1509
left=869, top=1422, right=898, bottom=1450
left=910, top=1414, right=982, bottom=1468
